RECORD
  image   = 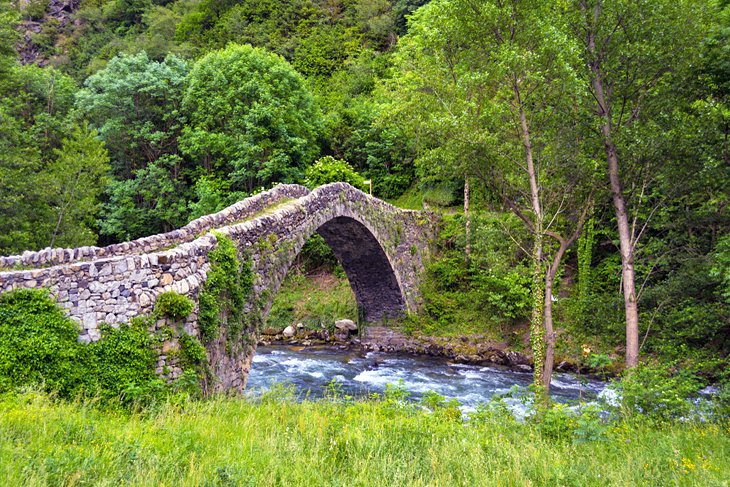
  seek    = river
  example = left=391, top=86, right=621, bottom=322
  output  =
left=247, top=345, right=606, bottom=414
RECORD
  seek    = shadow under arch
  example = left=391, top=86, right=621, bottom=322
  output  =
left=313, top=216, right=406, bottom=322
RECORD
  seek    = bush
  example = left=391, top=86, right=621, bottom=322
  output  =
left=0, top=289, right=90, bottom=396
left=154, top=291, right=194, bottom=321
left=304, top=156, right=365, bottom=189
left=0, top=289, right=162, bottom=405
left=612, top=363, right=703, bottom=422
left=88, top=319, right=160, bottom=402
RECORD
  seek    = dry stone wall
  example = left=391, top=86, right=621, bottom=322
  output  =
left=0, top=183, right=437, bottom=391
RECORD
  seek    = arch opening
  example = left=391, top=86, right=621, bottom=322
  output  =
left=315, top=216, right=406, bottom=322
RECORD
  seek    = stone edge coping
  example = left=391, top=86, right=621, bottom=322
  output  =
left=0, top=184, right=311, bottom=270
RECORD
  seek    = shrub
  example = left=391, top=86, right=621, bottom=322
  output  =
left=0, top=289, right=161, bottom=405
left=0, top=289, right=90, bottom=396
left=88, top=319, right=160, bottom=402
left=154, top=291, right=194, bottom=321
left=304, top=156, right=365, bottom=189
left=612, top=362, right=702, bottom=422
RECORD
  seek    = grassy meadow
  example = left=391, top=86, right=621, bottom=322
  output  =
left=0, top=390, right=727, bottom=486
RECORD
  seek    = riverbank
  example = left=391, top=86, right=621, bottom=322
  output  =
left=259, top=324, right=534, bottom=366
left=1, top=390, right=727, bottom=486
left=265, top=270, right=619, bottom=378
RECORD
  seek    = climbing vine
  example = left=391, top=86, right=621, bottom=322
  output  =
left=576, top=218, right=595, bottom=323
left=198, top=234, right=255, bottom=344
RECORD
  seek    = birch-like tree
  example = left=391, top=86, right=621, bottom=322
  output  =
left=382, top=0, right=595, bottom=400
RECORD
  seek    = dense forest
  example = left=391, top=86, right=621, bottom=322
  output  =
left=1, top=1, right=729, bottom=483
left=1, top=0, right=729, bottom=387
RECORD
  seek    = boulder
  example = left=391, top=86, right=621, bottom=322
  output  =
left=334, top=319, right=357, bottom=331
left=262, top=327, right=283, bottom=336
left=282, top=325, right=296, bottom=338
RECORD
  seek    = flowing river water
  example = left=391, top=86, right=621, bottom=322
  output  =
left=247, top=346, right=607, bottom=414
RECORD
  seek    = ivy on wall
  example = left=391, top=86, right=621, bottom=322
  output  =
left=0, top=289, right=161, bottom=405
left=198, top=234, right=255, bottom=344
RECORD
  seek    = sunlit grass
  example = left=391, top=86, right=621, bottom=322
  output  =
left=267, top=270, right=357, bottom=330
left=0, top=390, right=727, bottom=486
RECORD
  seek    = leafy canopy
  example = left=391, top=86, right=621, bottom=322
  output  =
left=181, top=43, right=322, bottom=193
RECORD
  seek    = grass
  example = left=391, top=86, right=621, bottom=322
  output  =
left=267, top=270, right=357, bottom=330
left=0, top=390, right=728, bottom=486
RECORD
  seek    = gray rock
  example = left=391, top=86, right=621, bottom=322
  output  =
left=335, top=319, right=357, bottom=331
left=283, top=325, right=296, bottom=338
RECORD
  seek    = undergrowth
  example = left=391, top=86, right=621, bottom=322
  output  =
left=267, top=269, right=357, bottom=331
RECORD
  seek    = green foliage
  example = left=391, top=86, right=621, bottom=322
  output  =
left=76, top=52, right=191, bottom=240
left=75, top=51, right=190, bottom=179
left=0, top=289, right=160, bottom=404
left=20, top=0, right=49, bottom=21
left=575, top=217, right=595, bottom=322
left=293, top=234, right=340, bottom=274
left=405, top=212, right=531, bottom=336
left=153, top=291, right=194, bottom=321
left=0, top=289, right=90, bottom=396
left=266, top=270, right=356, bottom=331
left=198, top=234, right=254, bottom=343
left=534, top=403, right=576, bottom=442
left=181, top=43, right=322, bottom=193
left=45, top=124, right=111, bottom=248
left=0, top=63, right=101, bottom=253
left=98, top=155, right=190, bottom=241
left=303, top=156, right=365, bottom=189
left=710, top=234, right=730, bottom=303
left=88, top=319, right=160, bottom=403
left=0, top=2, right=19, bottom=78
left=177, top=333, right=208, bottom=395
left=612, top=363, right=703, bottom=423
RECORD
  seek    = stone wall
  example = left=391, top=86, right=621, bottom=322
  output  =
left=0, top=183, right=437, bottom=391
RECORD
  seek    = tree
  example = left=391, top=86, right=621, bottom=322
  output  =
left=181, top=43, right=322, bottom=193
left=46, top=124, right=110, bottom=248
left=573, top=0, right=710, bottom=367
left=75, top=51, right=189, bottom=179
left=98, top=155, right=190, bottom=241
left=75, top=52, right=192, bottom=240
left=384, top=0, right=595, bottom=400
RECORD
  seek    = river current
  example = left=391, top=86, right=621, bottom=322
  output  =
left=247, top=346, right=606, bottom=414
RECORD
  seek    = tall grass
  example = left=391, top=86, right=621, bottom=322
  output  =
left=0, top=390, right=727, bottom=486
left=267, top=271, right=357, bottom=330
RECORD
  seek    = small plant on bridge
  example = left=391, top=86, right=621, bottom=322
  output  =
left=154, top=291, right=194, bottom=321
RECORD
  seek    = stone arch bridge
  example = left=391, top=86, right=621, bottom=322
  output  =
left=0, top=183, right=436, bottom=391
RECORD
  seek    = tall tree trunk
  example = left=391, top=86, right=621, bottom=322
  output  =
left=586, top=11, right=640, bottom=368
left=516, top=85, right=549, bottom=401
left=541, top=239, right=570, bottom=387
left=464, top=177, right=471, bottom=263
left=530, top=230, right=546, bottom=400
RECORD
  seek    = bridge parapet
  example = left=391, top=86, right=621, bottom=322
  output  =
left=0, top=184, right=310, bottom=270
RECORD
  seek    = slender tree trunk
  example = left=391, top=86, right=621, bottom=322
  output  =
left=530, top=230, right=546, bottom=399
left=464, top=177, right=471, bottom=262
left=541, top=240, right=569, bottom=387
left=586, top=14, right=640, bottom=369
left=516, top=85, right=550, bottom=401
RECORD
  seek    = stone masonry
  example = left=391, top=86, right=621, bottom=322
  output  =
left=0, top=183, right=437, bottom=391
